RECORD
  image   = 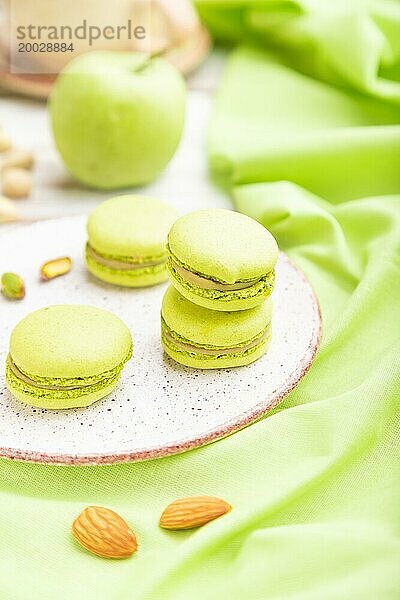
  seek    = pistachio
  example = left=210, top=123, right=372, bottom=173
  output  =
left=40, top=256, right=72, bottom=280
left=2, top=168, right=32, bottom=199
left=0, top=195, right=19, bottom=223
left=1, top=272, right=25, bottom=300
left=2, top=149, right=35, bottom=171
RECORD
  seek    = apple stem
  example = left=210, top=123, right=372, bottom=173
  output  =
left=134, top=50, right=167, bottom=73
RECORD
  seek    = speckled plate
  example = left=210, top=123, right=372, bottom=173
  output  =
left=0, top=216, right=321, bottom=465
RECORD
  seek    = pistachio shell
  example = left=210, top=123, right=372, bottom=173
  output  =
left=2, top=149, right=35, bottom=171
left=0, top=195, right=19, bottom=223
left=2, top=168, right=32, bottom=199
left=0, top=134, right=12, bottom=153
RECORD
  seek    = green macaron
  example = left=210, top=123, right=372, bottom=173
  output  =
left=6, top=305, right=133, bottom=409
left=86, top=195, right=180, bottom=287
left=161, top=286, right=272, bottom=369
left=167, top=208, right=278, bottom=311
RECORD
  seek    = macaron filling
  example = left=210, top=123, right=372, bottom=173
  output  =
left=161, top=318, right=271, bottom=361
left=167, top=249, right=275, bottom=301
left=6, top=345, right=132, bottom=400
left=86, top=243, right=166, bottom=273
left=169, top=257, right=261, bottom=291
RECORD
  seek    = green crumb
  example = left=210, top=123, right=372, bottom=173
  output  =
left=161, top=319, right=271, bottom=361
left=6, top=345, right=132, bottom=401
left=167, top=256, right=275, bottom=302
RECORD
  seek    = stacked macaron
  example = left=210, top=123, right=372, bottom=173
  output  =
left=161, top=208, right=279, bottom=369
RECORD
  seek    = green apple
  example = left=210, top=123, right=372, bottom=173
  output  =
left=49, top=51, right=186, bottom=189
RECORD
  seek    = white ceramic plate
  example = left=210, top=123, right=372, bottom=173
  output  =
left=0, top=216, right=321, bottom=465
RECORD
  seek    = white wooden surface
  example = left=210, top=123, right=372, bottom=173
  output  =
left=0, top=52, right=229, bottom=232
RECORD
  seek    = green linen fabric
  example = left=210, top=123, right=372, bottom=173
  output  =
left=208, top=45, right=400, bottom=202
left=195, top=0, right=400, bottom=105
left=1, top=2, right=400, bottom=600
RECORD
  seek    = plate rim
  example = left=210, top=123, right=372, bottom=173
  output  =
left=0, top=218, right=322, bottom=466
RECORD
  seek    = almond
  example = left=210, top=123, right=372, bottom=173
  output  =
left=159, top=495, right=231, bottom=530
left=72, top=506, right=138, bottom=559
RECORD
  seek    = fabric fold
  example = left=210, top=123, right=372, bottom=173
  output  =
left=196, top=0, right=400, bottom=104
left=208, top=46, right=400, bottom=201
